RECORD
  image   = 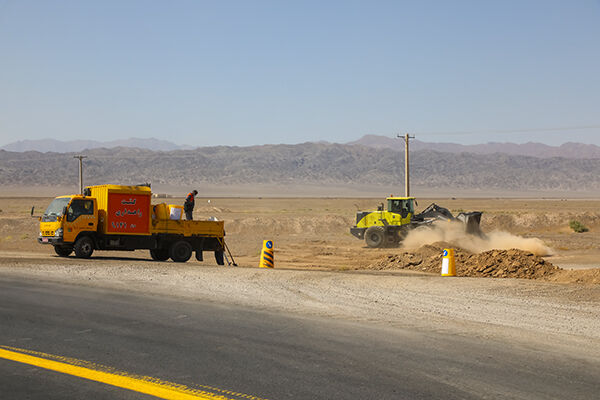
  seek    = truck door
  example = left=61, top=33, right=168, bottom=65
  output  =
left=63, top=199, right=97, bottom=243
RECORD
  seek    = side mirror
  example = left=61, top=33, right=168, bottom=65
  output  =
left=30, top=206, right=42, bottom=219
left=63, top=206, right=68, bottom=215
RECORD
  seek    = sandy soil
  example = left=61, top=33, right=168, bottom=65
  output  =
left=1, top=196, right=600, bottom=358
left=2, top=196, right=600, bottom=275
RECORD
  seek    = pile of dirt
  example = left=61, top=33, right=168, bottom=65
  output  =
left=368, top=242, right=561, bottom=279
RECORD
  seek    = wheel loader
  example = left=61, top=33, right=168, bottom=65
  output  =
left=350, top=196, right=483, bottom=248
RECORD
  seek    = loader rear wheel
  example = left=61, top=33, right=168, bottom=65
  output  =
left=365, top=226, right=385, bottom=248
left=74, top=236, right=94, bottom=259
left=170, top=241, right=192, bottom=263
left=150, top=248, right=169, bottom=261
left=54, top=245, right=72, bottom=257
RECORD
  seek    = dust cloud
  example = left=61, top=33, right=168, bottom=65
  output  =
left=402, top=221, right=553, bottom=256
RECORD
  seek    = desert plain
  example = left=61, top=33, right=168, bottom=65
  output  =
left=1, top=195, right=599, bottom=361
left=2, top=195, right=599, bottom=277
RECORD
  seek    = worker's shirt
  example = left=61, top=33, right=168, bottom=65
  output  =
left=184, top=193, right=195, bottom=210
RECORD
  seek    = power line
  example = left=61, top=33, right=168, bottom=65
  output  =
left=415, top=125, right=600, bottom=136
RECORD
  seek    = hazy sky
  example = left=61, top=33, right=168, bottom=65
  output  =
left=1, top=1, right=599, bottom=147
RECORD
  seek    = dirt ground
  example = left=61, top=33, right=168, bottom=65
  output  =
left=1, top=195, right=600, bottom=359
left=1, top=196, right=599, bottom=283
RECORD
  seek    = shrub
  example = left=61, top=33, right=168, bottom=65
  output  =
left=569, top=220, right=589, bottom=233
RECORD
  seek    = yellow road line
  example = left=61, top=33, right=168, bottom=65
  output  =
left=0, top=346, right=263, bottom=400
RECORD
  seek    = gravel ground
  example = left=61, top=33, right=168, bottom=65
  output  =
left=1, top=252, right=599, bottom=361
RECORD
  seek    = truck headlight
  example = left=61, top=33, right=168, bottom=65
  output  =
left=54, top=228, right=63, bottom=237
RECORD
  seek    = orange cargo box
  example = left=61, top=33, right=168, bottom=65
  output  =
left=87, top=184, right=152, bottom=236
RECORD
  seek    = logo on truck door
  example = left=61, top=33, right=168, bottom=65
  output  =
left=107, top=194, right=150, bottom=234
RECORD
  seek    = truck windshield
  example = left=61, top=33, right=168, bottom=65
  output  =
left=42, top=197, right=71, bottom=221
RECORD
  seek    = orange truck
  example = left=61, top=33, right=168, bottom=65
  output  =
left=38, top=184, right=226, bottom=264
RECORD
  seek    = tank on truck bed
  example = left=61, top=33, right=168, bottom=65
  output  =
left=38, top=184, right=226, bottom=264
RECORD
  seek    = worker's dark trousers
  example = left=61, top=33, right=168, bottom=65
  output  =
left=185, top=210, right=193, bottom=220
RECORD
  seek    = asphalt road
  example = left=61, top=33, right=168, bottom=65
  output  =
left=0, top=276, right=598, bottom=399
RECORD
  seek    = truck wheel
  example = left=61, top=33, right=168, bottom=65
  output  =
left=214, top=250, right=225, bottom=266
left=74, top=236, right=94, bottom=258
left=54, top=245, right=72, bottom=257
left=150, top=248, right=169, bottom=261
left=365, top=226, right=385, bottom=248
left=170, top=241, right=192, bottom=262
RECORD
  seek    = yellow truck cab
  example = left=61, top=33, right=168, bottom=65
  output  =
left=38, top=184, right=226, bottom=264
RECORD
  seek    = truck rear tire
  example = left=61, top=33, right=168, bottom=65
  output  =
left=150, top=248, right=170, bottom=261
left=214, top=250, right=225, bottom=265
left=170, top=241, right=192, bottom=262
left=54, top=245, right=73, bottom=257
left=74, top=236, right=94, bottom=258
left=365, top=226, right=385, bottom=248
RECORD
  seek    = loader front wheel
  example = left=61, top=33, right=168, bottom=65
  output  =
left=170, top=241, right=192, bottom=263
left=365, top=226, right=385, bottom=248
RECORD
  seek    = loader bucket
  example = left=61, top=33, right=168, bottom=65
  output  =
left=456, top=212, right=483, bottom=237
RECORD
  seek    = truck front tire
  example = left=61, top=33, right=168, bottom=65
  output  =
left=150, top=248, right=170, bottom=261
left=170, top=241, right=192, bottom=262
left=54, top=245, right=73, bottom=257
left=365, top=226, right=385, bottom=248
left=74, top=236, right=94, bottom=258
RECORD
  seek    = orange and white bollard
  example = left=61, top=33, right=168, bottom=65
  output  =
left=259, top=240, right=274, bottom=268
left=441, top=248, right=456, bottom=276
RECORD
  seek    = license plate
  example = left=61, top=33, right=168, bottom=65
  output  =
left=42, top=237, right=48, bottom=243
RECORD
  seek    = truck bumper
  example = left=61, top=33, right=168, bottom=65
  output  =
left=350, top=227, right=366, bottom=240
left=38, top=236, right=64, bottom=245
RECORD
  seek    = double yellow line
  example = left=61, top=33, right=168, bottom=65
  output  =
left=0, top=346, right=265, bottom=400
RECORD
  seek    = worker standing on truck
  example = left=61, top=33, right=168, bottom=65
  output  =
left=184, top=190, right=198, bottom=220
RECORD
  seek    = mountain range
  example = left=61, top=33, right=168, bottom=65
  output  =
left=2, top=142, right=600, bottom=192
left=348, top=135, right=600, bottom=159
left=3, top=135, right=600, bottom=159
left=1, top=138, right=190, bottom=153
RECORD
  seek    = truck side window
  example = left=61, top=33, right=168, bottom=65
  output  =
left=67, top=199, right=94, bottom=222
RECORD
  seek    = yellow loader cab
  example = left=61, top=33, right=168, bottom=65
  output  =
left=350, top=197, right=483, bottom=248
left=350, top=197, right=416, bottom=248
left=38, top=184, right=226, bottom=264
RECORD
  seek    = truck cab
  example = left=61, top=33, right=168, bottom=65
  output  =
left=38, top=195, right=98, bottom=255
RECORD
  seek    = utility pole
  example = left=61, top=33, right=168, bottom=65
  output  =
left=73, top=155, right=87, bottom=194
left=397, top=133, right=415, bottom=197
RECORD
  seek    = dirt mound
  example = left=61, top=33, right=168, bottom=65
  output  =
left=368, top=243, right=561, bottom=279
left=459, top=249, right=560, bottom=279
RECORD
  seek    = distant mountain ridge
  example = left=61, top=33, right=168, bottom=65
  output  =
left=1, top=138, right=190, bottom=152
left=3, top=135, right=600, bottom=159
left=1, top=142, right=600, bottom=192
left=347, top=135, right=600, bottom=159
